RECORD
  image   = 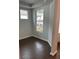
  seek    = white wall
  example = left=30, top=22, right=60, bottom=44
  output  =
left=19, top=1, right=55, bottom=47
left=19, top=7, right=33, bottom=40
left=19, top=20, right=32, bottom=39
left=32, top=0, right=55, bottom=46
left=32, top=4, right=49, bottom=42
left=48, top=1, right=55, bottom=46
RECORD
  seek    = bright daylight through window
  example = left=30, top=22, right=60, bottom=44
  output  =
left=36, top=9, right=44, bottom=32
left=20, top=9, right=28, bottom=19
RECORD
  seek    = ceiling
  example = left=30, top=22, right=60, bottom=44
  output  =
left=20, top=0, right=47, bottom=5
left=20, top=0, right=53, bottom=8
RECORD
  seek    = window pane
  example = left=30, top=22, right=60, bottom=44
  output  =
left=21, top=15, right=28, bottom=19
left=36, top=9, right=44, bottom=32
left=20, top=9, right=28, bottom=19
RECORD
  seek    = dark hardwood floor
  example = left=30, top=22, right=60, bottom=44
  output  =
left=19, top=37, right=60, bottom=59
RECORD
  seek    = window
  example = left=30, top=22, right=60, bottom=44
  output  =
left=20, top=9, right=28, bottom=19
left=36, top=9, right=44, bottom=32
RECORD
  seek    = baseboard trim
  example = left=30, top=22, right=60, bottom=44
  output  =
left=48, top=40, right=52, bottom=47
left=32, top=35, right=52, bottom=47
left=19, top=35, right=33, bottom=40
left=50, top=50, right=57, bottom=56
left=33, top=35, right=48, bottom=42
left=19, top=35, right=51, bottom=47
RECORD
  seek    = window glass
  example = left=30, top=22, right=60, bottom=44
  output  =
left=36, top=9, right=44, bottom=32
left=20, top=9, right=28, bottom=19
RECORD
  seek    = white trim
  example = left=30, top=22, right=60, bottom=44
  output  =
left=50, top=50, right=57, bottom=56
left=32, top=35, right=52, bottom=47
left=48, top=40, right=52, bottom=47
left=19, top=35, right=52, bottom=47
left=19, top=35, right=33, bottom=40
left=33, top=35, right=48, bottom=42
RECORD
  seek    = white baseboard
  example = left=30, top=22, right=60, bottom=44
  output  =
left=48, top=40, right=52, bottom=47
left=33, top=35, right=52, bottom=47
left=19, top=35, right=33, bottom=40
left=33, top=35, right=48, bottom=42
left=50, top=50, right=57, bottom=56
left=19, top=35, right=52, bottom=47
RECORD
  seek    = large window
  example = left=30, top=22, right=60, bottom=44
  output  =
left=36, top=9, right=44, bottom=32
left=20, top=9, right=28, bottom=19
